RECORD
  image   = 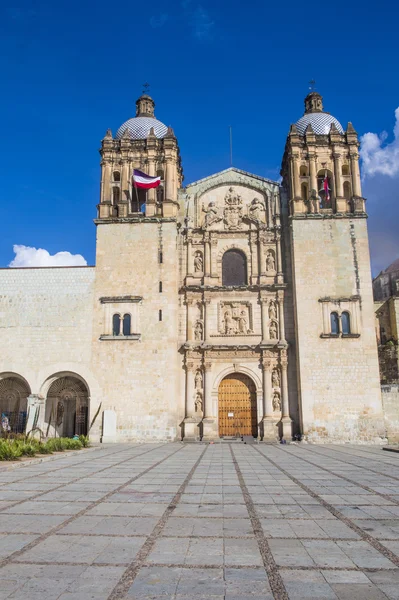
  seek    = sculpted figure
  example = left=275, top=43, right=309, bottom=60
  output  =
left=266, top=250, right=275, bottom=272
left=272, top=369, right=280, bottom=388
left=238, top=309, right=248, bottom=334
left=224, top=309, right=236, bottom=334
left=249, top=197, right=264, bottom=221
left=195, top=370, right=203, bottom=390
left=272, top=391, right=281, bottom=412
left=203, top=201, right=220, bottom=227
left=195, top=391, right=203, bottom=415
left=269, top=321, right=278, bottom=340
left=194, top=320, right=203, bottom=341
left=194, top=251, right=203, bottom=272
left=269, top=301, right=277, bottom=320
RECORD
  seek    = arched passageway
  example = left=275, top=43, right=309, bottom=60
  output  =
left=218, top=373, right=257, bottom=437
left=0, top=375, right=30, bottom=434
left=46, top=376, right=89, bottom=437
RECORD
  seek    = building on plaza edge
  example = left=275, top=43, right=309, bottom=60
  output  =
left=0, top=91, right=390, bottom=443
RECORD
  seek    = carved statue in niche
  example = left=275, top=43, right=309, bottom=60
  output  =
left=272, top=391, right=281, bottom=412
left=195, top=391, right=203, bottom=416
left=266, top=250, right=276, bottom=272
left=224, top=187, right=243, bottom=230
left=249, top=197, right=265, bottom=221
left=269, top=321, right=278, bottom=340
left=194, top=320, right=203, bottom=341
left=269, top=301, right=277, bottom=320
left=238, top=310, right=249, bottom=334
left=194, top=370, right=203, bottom=390
left=272, top=369, right=280, bottom=388
left=203, top=201, right=222, bottom=228
left=194, top=251, right=203, bottom=273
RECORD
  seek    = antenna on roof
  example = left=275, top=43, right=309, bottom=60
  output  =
left=229, top=126, right=233, bottom=167
left=308, top=79, right=316, bottom=92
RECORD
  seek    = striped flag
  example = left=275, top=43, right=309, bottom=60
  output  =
left=133, top=169, right=161, bottom=189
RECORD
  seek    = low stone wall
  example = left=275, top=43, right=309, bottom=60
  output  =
left=381, top=384, right=399, bottom=443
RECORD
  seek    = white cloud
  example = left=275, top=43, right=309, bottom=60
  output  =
left=360, top=107, right=399, bottom=177
left=8, top=245, right=87, bottom=268
left=150, top=14, right=168, bottom=28
left=191, top=5, right=214, bottom=40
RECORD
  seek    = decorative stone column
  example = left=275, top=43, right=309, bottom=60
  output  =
left=183, top=360, right=201, bottom=441
left=260, top=296, right=269, bottom=343
left=275, top=232, right=283, bottom=284
left=350, top=152, right=361, bottom=198
left=279, top=348, right=292, bottom=440
left=334, top=152, right=347, bottom=213
left=187, top=235, right=194, bottom=277
left=261, top=353, right=278, bottom=441
left=165, top=160, right=174, bottom=201
left=250, top=232, right=259, bottom=284
left=277, top=290, right=286, bottom=342
left=202, top=360, right=217, bottom=440
left=204, top=233, right=211, bottom=279
left=186, top=297, right=195, bottom=342
left=258, top=233, right=267, bottom=281
left=210, top=236, right=218, bottom=278
left=203, top=297, right=211, bottom=344
left=308, top=153, right=317, bottom=196
left=290, top=153, right=305, bottom=214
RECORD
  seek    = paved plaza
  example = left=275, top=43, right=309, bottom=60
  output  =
left=0, top=443, right=398, bottom=599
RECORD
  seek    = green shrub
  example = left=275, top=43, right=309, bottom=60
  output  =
left=78, top=435, right=90, bottom=448
left=0, top=440, right=22, bottom=460
left=0, top=436, right=85, bottom=461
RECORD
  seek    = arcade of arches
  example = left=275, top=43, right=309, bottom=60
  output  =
left=0, top=373, right=89, bottom=437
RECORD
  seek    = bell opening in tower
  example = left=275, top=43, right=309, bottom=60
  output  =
left=131, top=188, right=147, bottom=213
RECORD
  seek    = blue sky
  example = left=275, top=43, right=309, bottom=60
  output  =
left=1, top=0, right=398, bottom=275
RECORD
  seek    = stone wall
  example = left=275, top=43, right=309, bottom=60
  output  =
left=290, top=217, right=386, bottom=443
left=92, top=221, right=181, bottom=441
left=381, top=385, right=399, bottom=443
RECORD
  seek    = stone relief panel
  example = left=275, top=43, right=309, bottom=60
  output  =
left=218, top=302, right=253, bottom=336
left=200, top=185, right=268, bottom=231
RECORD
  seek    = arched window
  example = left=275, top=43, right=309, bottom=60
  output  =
left=330, top=312, right=339, bottom=335
left=112, top=187, right=120, bottom=205
left=132, top=188, right=146, bottom=213
left=222, top=250, right=247, bottom=286
left=341, top=311, right=351, bottom=335
left=301, top=183, right=308, bottom=201
left=342, top=164, right=349, bottom=176
left=156, top=185, right=164, bottom=205
left=113, top=171, right=121, bottom=182
left=112, top=314, right=121, bottom=336
left=343, top=181, right=351, bottom=200
left=300, top=165, right=308, bottom=177
left=157, top=169, right=164, bottom=179
left=123, top=314, right=131, bottom=336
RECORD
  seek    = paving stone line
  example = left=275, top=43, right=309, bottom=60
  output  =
left=229, top=444, right=289, bottom=600
left=107, top=445, right=208, bottom=600
left=287, top=445, right=399, bottom=505
left=0, top=443, right=182, bottom=569
left=0, top=443, right=166, bottom=514
left=252, top=445, right=399, bottom=569
left=298, top=444, right=399, bottom=483
left=0, top=444, right=143, bottom=487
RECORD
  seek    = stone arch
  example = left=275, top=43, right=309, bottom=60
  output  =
left=42, top=372, right=90, bottom=438
left=0, top=372, right=31, bottom=434
left=217, top=371, right=258, bottom=437
left=222, top=248, right=247, bottom=286
left=212, top=365, right=262, bottom=395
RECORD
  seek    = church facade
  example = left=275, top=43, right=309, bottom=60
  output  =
left=0, top=91, right=389, bottom=443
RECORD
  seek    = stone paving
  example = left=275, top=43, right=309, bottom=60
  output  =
left=0, top=443, right=398, bottom=599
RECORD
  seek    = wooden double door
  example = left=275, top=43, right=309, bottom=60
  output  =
left=218, top=374, right=258, bottom=437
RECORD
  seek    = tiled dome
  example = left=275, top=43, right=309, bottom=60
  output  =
left=295, top=112, right=344, bottom=136
left=115, top=116, right=168, bottom=140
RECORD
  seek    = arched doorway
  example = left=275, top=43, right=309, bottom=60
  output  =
left=218, top=373, right=257, bottom=437
left=46, top=376, right=89, bottom=438
left=0, top=375, right=30, bottom=434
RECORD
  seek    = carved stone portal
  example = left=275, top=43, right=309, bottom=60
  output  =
left=219, top=302, right=252, bottom=335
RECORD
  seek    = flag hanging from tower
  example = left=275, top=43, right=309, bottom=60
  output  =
left=132, top=169, right=161, bottom=189
left=323, top=173, right=330, bottom=202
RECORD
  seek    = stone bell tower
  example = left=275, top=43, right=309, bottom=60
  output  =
left=91, top=92, right=184, bottom=441
left=281, top=91, right=386, bottom=443
left=98, top=92, right=183, bottom=219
